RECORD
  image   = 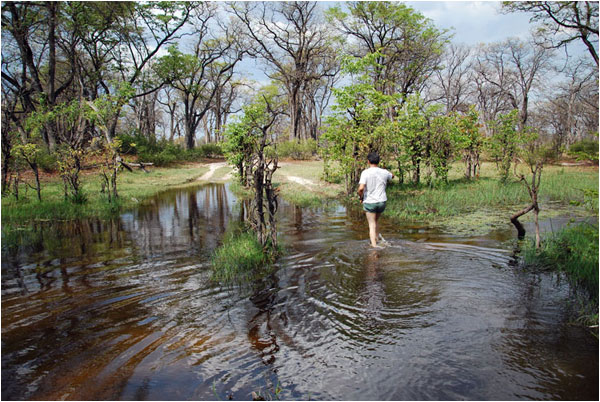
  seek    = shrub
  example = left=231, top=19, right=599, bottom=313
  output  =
left=276, top=139, right=318, bottom=160
left=37, top=148, right=58, bottom=173
left=568, top=139, right=599, bottom=162
left=117, top=133, right=224, bottom=165
left=197, top=143, right=223, bottom=158
left=139, top=145, right=182, bottom=167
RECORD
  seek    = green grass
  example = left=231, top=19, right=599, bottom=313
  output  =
left=522, top=222, right=599, bottom=326
left=275, top=182, right=323, bottom=208
left=1, top=164, right=209, bottom=223
left=274, top=160, right=343, bottom=206
left=211, top=223, right=277, bottom=283
left=384, top=162, right=598, bottom=223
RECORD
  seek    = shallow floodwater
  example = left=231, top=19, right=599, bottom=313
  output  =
left=2, top=183, right=598, bottom=400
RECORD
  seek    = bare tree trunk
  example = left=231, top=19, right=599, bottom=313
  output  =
left=510, top=204, right=535, bottom=239
left=533, top=206, right=541, bottom=249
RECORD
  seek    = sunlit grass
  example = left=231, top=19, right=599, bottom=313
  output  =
left=274, top=160, right=343, bottom=206
left=385, top=162, right=598, bottom=222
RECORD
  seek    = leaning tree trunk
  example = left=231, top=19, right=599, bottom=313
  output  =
left=510, top=204, right=534, bottom=239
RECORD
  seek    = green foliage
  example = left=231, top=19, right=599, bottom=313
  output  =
left=568, top=139, right=599, bottom=162
left=223, top=85, right=282, bottom=184
left=455, top=107, right=483, bottom=179
left=276, top=140, right=318, bottom=160
left=322, top=54, right=399, bottom=193
left=36, top=148, right=59, bottom=172
left=487, top=110, right=521, bottom=182
left=326, top=1, right=448, bottom=94
left=522, top=222, right=599, bottom=324
left=117, top=132, right=223, bottom=166
left=196, top=143, right=224, bottom=159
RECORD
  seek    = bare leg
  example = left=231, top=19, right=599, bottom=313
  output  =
left=366, top=212, right=378, bottom=247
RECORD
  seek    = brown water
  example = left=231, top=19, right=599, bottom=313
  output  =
left=2, top=183, right=598, bottom=400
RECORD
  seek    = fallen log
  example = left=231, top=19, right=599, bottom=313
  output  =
left=120, top=161, right=153, bottom=173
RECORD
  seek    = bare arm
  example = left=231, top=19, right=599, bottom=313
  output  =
left=358, top=183, right=366, bottom=202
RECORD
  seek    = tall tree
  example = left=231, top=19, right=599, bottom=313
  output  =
left=502, top=1, right=599, bottom=65
left=154, top=5, right=243, bottom=150
left=232, top=1, right=339, bottom=141
left=2, top=2, right=75, bottom=149
left=426, top=43, right=474, bottom=114
left=474, top=37, right=553, bottom=130
left=327, top=1, right=449, bottom=106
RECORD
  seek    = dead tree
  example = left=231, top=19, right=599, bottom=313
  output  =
left=510, top=141, right=546, bottom=248
left=248, top=97, right=281, bottom=250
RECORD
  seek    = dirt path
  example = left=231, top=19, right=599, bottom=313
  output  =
left=197, top=162, right=229, bottom=181
left=286, top=175, right=317, bottom=187
left=197, top=161, right=318, bottom=187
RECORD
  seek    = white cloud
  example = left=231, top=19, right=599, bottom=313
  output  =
left=408, top=1, right=533, bottom=45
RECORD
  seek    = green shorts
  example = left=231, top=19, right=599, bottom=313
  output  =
left=363, top=201, right=386, bottom=213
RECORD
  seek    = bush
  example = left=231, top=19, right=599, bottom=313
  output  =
left=117, top=133, right=224, bottom=165
left=568, top=139, right=599, bottom=162
left=139, top=144, right=183, bottom=167
left=37, top=148, right=58, bottom=173
left=276, top=139, right=318, bottom=160
left=197, top=143, right=223, bottom=158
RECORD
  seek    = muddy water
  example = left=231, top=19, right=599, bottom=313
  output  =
left=2, top=183, right=597, bottom=400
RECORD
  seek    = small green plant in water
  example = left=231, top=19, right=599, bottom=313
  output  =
left=211, top=222, right=279, bottom=283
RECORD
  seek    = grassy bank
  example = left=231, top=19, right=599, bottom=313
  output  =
left=522, top=222, right=599, bottom=327
left=1, top=163, right=209, bottom=223
left=381, top=163, right=598, bottom=234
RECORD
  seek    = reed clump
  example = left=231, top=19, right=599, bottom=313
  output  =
left=522, top=222, right=599, bottom=326
left=211, top=222, right=277, bottom=283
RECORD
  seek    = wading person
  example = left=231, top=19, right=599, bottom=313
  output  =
left=358, top=152, right=394, bottom=248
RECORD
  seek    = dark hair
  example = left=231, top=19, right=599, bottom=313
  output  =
left=367, top=152, right=380, bottom=165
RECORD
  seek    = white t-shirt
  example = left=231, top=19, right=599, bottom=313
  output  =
left=359, top=167, right=393, bottom=203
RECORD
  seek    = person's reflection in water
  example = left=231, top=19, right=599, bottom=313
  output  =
left=362, top=249, right=385, bottom=320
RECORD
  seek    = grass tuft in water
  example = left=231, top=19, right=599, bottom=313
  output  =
left=522, top=222, right=599, bottom=327
left=211, top=222, right=278, bottom=283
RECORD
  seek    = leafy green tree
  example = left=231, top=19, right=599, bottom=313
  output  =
left=392, top=94, right=431, bottom=184
left=154, top=31, right=243, bottom=149
left=488, top=110, right=521, bottom=183
left=426, top=113, right=458, bottom=185
left=327, top=1, right=448, bottom=104
left=455, top=107, right=483, bottom=179
left=322, top=54, right=399, bottom=194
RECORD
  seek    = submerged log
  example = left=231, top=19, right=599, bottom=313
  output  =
left=510, top=204, right=535, bottom=239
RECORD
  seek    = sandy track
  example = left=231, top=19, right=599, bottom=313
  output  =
left=197, top=162, right=229, bottom=181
